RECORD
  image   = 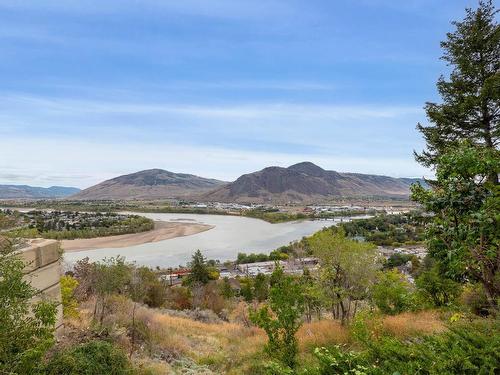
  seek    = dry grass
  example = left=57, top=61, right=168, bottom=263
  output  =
left=72, top=297, right=266, bottom=374
left=381, top=310, right=446, bottom=338
left=66, top=299, right=447, bottom=374
left=298, top=320, right=350, bottom=350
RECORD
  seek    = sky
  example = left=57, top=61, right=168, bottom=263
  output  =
left=0, top=0, right=481, bottom=188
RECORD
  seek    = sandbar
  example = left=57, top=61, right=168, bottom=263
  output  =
left=62, top=221, right=214, bottom=252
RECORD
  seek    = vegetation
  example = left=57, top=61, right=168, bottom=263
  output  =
left=415, top=0, right=499, bottom=178
left=312, top=318, right=499, bottom=375
left=0, top=3, right=498, bottom=374
left=250, top=265, right=305, bottom=369
left=340, top=212, right=427, bottom=246
left=6, top=211, right=154, bottom=240
left=309, top=229, right=379, bottom=324
left=0, top=209, right=22, bottom=230
left=43, top=340, right=132, bottom=375
left=371, top=269, right=415, bottom=315
left=0, top=200, right=372, bottom=224
left=0, top=238, right=57, bottom=374
left=236, top=250, right=289, bottom=264
left=60, top=275, right=79, bottom=319
left=242, top=208, right=310, bottom=223
left=412, top=143, right=499, bottom=310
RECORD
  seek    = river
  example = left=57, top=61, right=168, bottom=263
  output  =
left=63, top=212, right=370, bottom=268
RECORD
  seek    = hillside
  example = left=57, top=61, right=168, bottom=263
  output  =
left=0, top=185, right=81, bottom=199
left=203, top=162, right=424, bottom=203
left=71, top=169, right=227, bottom=200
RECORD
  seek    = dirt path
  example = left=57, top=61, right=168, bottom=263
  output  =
left=62, top=221, right=214, bottom=252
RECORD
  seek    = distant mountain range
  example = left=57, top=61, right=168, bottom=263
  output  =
left=0, top=185, right=81, bottom=199
left=71, top=169, right=227, bottom=200
left=69, top=163, right=424, bottom=202
left=202, top=162, right=424, bottom=203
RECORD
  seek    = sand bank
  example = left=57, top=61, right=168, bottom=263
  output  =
left=62, top=221, right=214, bottom=252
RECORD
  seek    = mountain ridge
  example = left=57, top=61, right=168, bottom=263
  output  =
left=71, top=169, right=227, bottom=200
left=0, top=185, right=81, bottom=199
left=69, top=163, right=424, bottom=202
left=202, top=162, right=424, bottom=203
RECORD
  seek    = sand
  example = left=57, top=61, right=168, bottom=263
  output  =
left=62, top=221, right=214, bottom=252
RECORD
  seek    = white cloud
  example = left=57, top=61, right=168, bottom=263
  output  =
left=0, top=135, right=430, bottom=188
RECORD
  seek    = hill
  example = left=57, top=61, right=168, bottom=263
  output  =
left=0, top=185, right=81, bottom=199
left=203, top=162, right=424, bottom=203
left=71, top=169, right=227, bottom=200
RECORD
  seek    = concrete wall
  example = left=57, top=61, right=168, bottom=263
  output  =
left=20, top=239, right=63, bottom=331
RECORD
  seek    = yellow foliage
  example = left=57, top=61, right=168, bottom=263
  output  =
left=60, top=275, right=79, bottom=319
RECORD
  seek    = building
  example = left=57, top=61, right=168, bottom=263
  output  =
left=237, top=260, right=287, bottom=276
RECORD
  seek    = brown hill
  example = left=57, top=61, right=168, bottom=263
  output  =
left=71, top=169, right=227, bottom=200
left=0, top=185, right=81, bottom=199
left=202, top=162, right=423, bottom=203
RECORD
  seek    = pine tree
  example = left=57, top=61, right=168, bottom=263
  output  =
left=415, top=0, right=499, bottom=184
left=186, top=249, right=210, bottom=286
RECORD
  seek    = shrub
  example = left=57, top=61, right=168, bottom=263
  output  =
left=44, top=340, right=132, bottom=375
left=371, top=270, right=415, bottom=315
left=314, top=346, right=368, bottom=375
left=308, top=319, right=500, bottom=375
left=0, top=238, right=57, bottom=374
left=250, top=265, right=304, bottom=369
left=61, top=275, right=79, bottom=318
left=460, top=283, right=491, bottom=316
left=415, top=266, right=461, bottom=307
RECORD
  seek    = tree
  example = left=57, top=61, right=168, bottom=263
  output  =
left=239, top=277, right=254, bottom=302
left=253, top=273, right=269, bottom=302
left=250, top=264, right=304, bottom=369
left=185, top=250, right=210, bottom=286
left=300, top=268, right=323, bottom=323
left=93, top=256, right=132, bottom=325
left=415, top=1, right=499, bottom=185
left=416, top=265, right=461, bottom=307
left=309, top=229, right=379, bottom=324
left=0, top=238, right=57, bottom=374
left=372, top=269, right=415, bottom=315
left=219, top=277, right=235, bottom=299
left=412, top=143, right=500, bottom=309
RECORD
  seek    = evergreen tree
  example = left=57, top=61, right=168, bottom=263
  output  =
left=415, top=0, right=499, bottom=184
left=413, top=1, right=500, bottom=311
left=186, top=250, right=210, bottom=286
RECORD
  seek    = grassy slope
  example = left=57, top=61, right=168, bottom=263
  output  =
left=62, top=298, right=446, bottom=374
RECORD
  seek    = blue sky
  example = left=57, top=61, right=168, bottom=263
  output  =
left=0, top=0, right=480, bottom=188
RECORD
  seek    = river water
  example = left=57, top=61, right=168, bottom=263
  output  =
left=63, top=213, right=369, bottom=268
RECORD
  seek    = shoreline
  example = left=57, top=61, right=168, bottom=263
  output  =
left=61, top=220, right=214, bottom=252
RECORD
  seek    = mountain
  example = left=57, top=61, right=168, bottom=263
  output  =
left=71, top=169, right=227, bottom=200
left=0, top=185, right=81, bottom=199
left=203, top=162, right=424, bottom=203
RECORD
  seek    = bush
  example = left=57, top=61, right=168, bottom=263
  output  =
left=308, top=319, right=500, bottom=375
left=44, top=340, right=133, bottom=375
left=0, top=239, right=57, bottom=374
left=460, top=283, right=491, bottom=316
left=61, top=275, right=79, bottom=318
left=415, top=266, right=461, bottom=308
left=366, top=319, right=500, bottom=374
left=314, top=346, right=369, bottom=375
left=371, top=270, right=415, bottom=315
